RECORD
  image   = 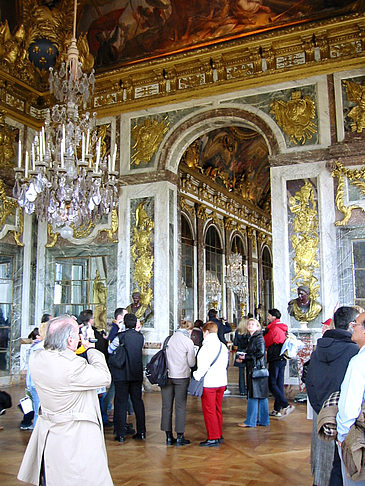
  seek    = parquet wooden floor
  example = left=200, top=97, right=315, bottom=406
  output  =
left=0, top=373, right=312, bottom=486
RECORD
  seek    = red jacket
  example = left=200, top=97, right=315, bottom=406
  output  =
left=264, top=319, right=288, bottom=349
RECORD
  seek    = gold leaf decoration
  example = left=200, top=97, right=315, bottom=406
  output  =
left=343, top=80, right=365, bottom=134
left=270, top=91, right=317, bottom=145
left=131, top=117, right=169, bottom=166
left=332, top=162, right=365, bottom=226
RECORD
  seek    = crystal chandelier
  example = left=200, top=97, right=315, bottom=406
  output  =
left=225, top=253, right=248, bottom=299
left=13, top=0, right=118, bottom=239
left=206, top=270, right=222, bottom=308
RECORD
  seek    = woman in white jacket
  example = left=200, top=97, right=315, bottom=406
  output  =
left=193, top=321, right=229, bottom=447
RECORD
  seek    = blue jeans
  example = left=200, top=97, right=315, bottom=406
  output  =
left=268, top=360, right=289, bottom=412
left=238, top=365, right=246, bottom=395
left=244, top=398, right=269, bottom=427
left=29, top=385, right=40, bottom=427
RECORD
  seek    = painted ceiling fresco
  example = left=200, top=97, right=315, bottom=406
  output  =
left=77, top=0, right=358, bottom=68
left=181, top=126, right=270, bottom=210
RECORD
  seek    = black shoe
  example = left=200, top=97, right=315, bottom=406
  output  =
left=176, top=434, right=190, bottom=446
left=199, top=439, right=220, bottom=447
left=132, top=432, right=146, bottom=440
left=114, top=435, right=125, bottom=443
left=165, top=432, right=176, bottom=446
left=218, top=436, right=224, bottom=443
left=125, top=426, right=136, bottom=436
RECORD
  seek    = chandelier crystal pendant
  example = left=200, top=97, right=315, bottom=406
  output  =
left=13, top=0, right=118, bottom=240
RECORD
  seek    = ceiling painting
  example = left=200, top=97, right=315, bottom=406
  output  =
left=77, top=0, right=358, bottom=69
left=181, top=126, right=270, bottom=210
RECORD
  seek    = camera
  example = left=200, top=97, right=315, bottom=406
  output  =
left=80, top=325, right=97, bottom=343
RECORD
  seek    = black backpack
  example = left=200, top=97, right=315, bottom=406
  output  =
left=108, top=333, right=127, bottom=369
left=145, top=335, right=171, bottom=387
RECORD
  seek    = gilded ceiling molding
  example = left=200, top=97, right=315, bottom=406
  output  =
left=343, top=80, right=365, bottom=133
left=131, top=116, right=169, bottom=167
left=288, top=181, right=321, bottom=316
left=270, top=90, right=317, bottom=145
left=332, top=162, right=365, bottom=226
left=98, top=209, right=118, bottom=243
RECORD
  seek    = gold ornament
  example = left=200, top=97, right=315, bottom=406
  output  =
left=332, top=162, right=365, bottom=226
left=0, top=178, right=17, bottom=229
left=343, top=80, right=365, bottom=133
left=93, top=270, right=107, bottom=332
left=0, top=112, right=17, bottom=168
left=288, top=181, right=321, bottom=321
left=130, top=201, right=154, bottom=322
left=270, top=91, right=317, bottom=145
left=99, top=208, right=119, bottom=243
left=131, top=117, right=169, bottom=166
left=46, top=224, right=59, bottom=248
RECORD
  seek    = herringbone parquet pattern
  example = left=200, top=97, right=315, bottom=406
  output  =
left=0, top=375, right=312, bottom=486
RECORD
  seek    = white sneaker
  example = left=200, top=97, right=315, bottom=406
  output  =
left=269, top=410, right=282, bottom=417
left=282, top=405, right=295, bottom=416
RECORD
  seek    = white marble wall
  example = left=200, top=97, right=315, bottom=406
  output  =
left=271, top=161, right=338, bottom=330
left=118, top=181, right=178, bottom=344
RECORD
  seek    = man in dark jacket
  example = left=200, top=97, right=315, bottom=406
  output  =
left=108, top=313, right=146, bottom=443
left=263, top=308, right=294, bottom=417
left=306, top=306, right=359, bottom=486
left=207, top=308, right=232, bottom=346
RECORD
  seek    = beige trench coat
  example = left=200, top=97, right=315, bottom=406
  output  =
left=18, top=347, right=113, bottom=486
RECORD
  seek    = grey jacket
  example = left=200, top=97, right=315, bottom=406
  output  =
left=166, top=329, right=196, bottom=379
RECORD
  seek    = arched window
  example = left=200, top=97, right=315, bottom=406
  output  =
left=230, top=235, right=246, bottom=324
left=205, top=226, right=223, bottom=312
left=181, top=215, right=194, bottom=320
left=262, top=246, right=273, bottom=312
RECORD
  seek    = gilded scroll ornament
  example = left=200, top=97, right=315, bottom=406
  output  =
left=99, top=209, right=119, bottom=243
left=0, top=113, right=17, bottom=167
left=332, top=162, right=365, bottom=226
left=45, top=224, right=59, bottom=248
left=131, top=117, right=169, bottom=166
left=270, top=91, right=317, bottom=145
left=343, top=80, right=365, bottom=133
left=130, top=202, right=154, bottom=323
left=288, top=181, right=321, bottom=322
left=13, top=210, right=24, bottom=247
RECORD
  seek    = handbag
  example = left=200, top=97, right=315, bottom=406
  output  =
left=252, top=366, right=269, bottom=379
left=108, top=333, right=127, bottom=369
left=188, top=343, right=222, bottom=397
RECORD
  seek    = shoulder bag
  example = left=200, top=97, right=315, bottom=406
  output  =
left=188, top=343, right=222, bottom=397
left=108, top=333, right=127, bottom=369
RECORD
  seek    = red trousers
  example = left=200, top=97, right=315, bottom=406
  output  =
left=201, top=386, right=225, bottom=440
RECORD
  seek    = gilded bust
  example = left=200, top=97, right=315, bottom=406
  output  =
left=288, top=285, right=322, bottom=322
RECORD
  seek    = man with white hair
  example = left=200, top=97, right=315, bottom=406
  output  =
left=18, top=315, right=113, bottom=486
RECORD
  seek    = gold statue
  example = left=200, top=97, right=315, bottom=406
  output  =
left=270, top=91, right=317, bottom=145
left=126, top=291, right=152, bottom=324
left=343, top=80, right=365, bottom=133
left=131, top=117, right=169, bottom=166
left=288, top=285, right=322, bottom=322
left=93, top=270, right=107, bottom=331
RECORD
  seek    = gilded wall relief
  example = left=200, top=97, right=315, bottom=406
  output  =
left=332, top=162, right=365, bottom=226
left=0, top=178, right=24, bottom=246
left=270, top=90, right=317, bottom=145
left=287, top=180, right=321, bottom=322
left=130, top=198, right=154, bottom=327
left=77, top=0, right=359, bottom=69
left=131, top=116, right=169, bottom=169
left=0, top=113, right=18, bottom=196
left=343, top=78, right=365, bottom=134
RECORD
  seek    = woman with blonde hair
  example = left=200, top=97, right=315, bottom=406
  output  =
left=161, top=319, right=196, bottom=446
left=234, top=318, right=250, bottom=396
left=194, top=321, right=229, bottom=447
left=237, top=318, right=269, bottom=428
